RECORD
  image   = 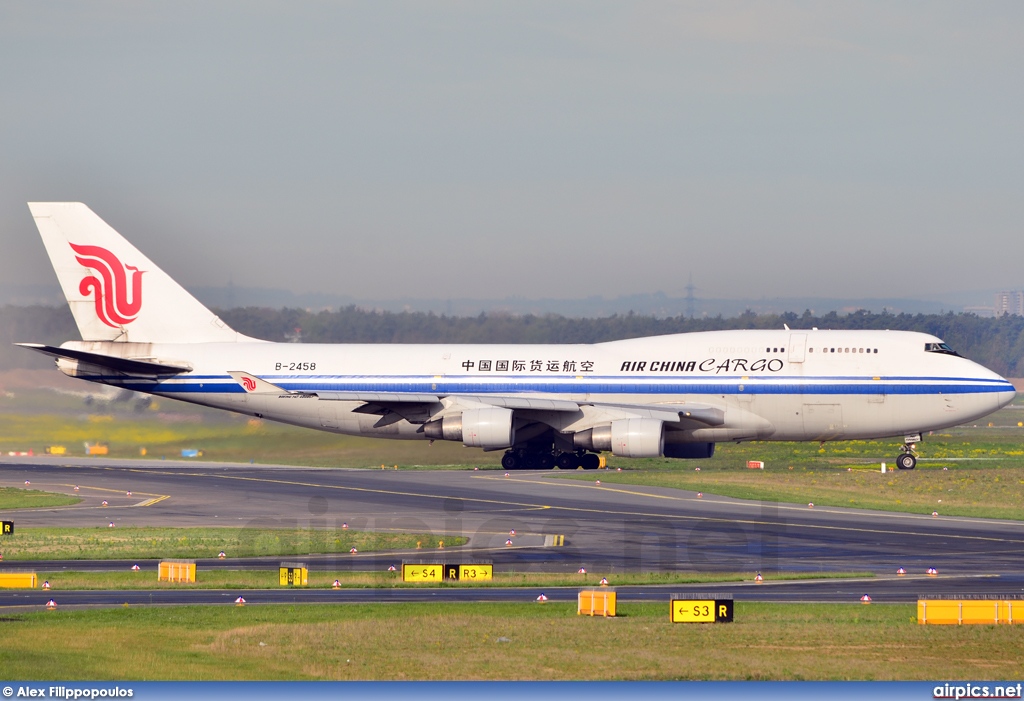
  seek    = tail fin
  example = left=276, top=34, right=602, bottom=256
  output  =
left=28, top=202, right=244, bottom=344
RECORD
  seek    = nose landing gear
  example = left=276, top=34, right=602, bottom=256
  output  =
left=896, top=434, right=921, bottom=470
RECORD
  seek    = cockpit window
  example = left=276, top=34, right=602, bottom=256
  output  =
left=925, top=342, right=960, bottom=357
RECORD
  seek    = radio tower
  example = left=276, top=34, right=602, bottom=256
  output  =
left=685, top=273, right=697, bottom=319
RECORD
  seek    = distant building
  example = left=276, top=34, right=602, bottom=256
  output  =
left=964, top=306, right=996, bottom=318
left=994, top=291, right=1024, bottom=317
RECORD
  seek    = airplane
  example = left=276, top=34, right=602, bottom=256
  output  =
left=18, top=202, right=1016, bottom=471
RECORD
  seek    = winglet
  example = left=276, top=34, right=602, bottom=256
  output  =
left=227, top=371, right=290, bottom=394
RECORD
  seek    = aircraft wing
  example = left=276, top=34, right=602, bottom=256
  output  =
left=317, top=392, right=582, bottom=413
left=226, top=372, right=725, bottom=427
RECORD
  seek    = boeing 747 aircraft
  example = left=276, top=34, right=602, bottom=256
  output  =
left=19, top=203, right=1016, bottom=470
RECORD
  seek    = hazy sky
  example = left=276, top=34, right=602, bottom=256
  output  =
left=2, top=2, right=1022, bottom=302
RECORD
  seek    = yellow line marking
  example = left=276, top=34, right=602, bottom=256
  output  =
left=0, top=481, right=170, bottom=511
left=134, top=495, right=170, bottom=507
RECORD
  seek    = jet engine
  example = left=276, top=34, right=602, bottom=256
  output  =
left=422, top=407, right=516, bottom=449
left=573, top=418, right=665, bottom=458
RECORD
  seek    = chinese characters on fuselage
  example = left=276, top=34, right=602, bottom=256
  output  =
left=462, top=359, right=594, bottom=372
left=458, top=357, right=784, bottom=374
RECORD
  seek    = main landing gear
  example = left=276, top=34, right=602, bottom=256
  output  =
left=501, top=449, right=600, bottom=470
left=896, top=434, right=921, bottom=470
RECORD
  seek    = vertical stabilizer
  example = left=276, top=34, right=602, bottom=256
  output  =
left=28, top=202, right=245, bottom=343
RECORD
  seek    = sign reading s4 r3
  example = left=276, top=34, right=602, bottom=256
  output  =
left=70, top=242, right=144, bottom=327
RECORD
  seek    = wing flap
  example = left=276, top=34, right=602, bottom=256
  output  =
left=316, top=391, right=443, bottom=404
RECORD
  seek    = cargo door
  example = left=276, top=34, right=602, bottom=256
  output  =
left=788, top=334, right=807, bottom=363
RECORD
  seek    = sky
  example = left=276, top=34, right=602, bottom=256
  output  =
left=1, top=2, right=1023, bottom=304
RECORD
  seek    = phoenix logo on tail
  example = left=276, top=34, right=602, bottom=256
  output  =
left=241, top=376, right=257, bottom=392
left=69, top=243, right=145, bottom=328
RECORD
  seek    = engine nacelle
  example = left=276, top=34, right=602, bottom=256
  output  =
left=422, top=407, right=515, bottom=449
left=573, top=424, right=612, bottom=452
left=574, top=419, right=664, bottom=458
left=610, top=418, right=664, bottom=457
left=664, top=442, right=716, bottom=459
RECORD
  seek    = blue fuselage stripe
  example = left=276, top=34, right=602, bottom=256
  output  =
left=101, top=374, right=1015, bottom=397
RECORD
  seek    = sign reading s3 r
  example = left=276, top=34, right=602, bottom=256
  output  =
left=69, top=242, right=145, bottom=327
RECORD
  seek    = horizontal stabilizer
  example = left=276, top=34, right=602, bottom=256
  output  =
left=17, top=343, right=192, bottom=376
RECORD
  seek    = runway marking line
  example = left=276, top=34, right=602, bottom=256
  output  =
left=38, top=465, right=1024, bottom=548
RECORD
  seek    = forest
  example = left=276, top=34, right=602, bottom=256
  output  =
left=4, top=304, right=1024, bottom=377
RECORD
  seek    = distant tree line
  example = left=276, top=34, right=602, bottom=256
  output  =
left=4, top=304, right=1024, bottom=377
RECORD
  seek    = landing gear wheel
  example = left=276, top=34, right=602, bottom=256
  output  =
left=501, top=451, right=519, bottom=470
left=536, top=452, right=555, bottom=470
left=556, top=452, right=578, bottom=470
left=581, top=453, right=600, bottom=470
left=896, top=453, right=916, bottom=470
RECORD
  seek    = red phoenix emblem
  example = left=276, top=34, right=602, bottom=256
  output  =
left=241, top=376, right=257, bottom=392
left=70, top=243, right=145, bottom=328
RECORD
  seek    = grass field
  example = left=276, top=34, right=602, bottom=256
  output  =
left=0, top=527, right=465, bottom=560
left=0, top=407, right=498, bottom=467
left=0, top=486, right=80, bottom=510
left=14, top=569, right=870, bottom=590
left=0, top=602, right=1021, bottom=680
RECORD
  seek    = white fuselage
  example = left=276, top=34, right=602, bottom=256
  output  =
left=58, top=328, right=1015, bottom=446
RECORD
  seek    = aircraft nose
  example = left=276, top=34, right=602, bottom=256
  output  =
left=986, top=369, right=1016, bottom=411
left=995, top=382, right=1017, bottom=411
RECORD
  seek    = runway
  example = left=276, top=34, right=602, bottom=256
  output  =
left=2, top=456, right=1024, bottom=607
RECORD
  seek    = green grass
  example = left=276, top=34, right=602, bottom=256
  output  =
left=0, top=408, right=501, bottom=467
left=18, top=569, right=872, bottom=590
left=0, top=527, right=466, bottom=560
left=1, top=602, right=1022, bottom=680
left=0, top=486, right=80, bottom=510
